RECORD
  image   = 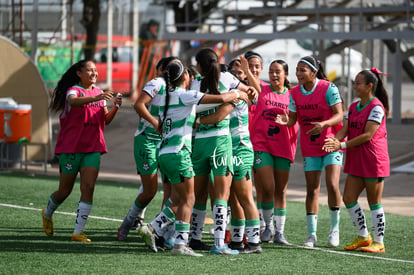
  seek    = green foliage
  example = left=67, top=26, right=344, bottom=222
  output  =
left=0, top=172, right=413, bottom=274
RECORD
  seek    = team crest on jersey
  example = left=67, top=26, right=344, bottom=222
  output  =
left=255, top=156, right=262, bottom=165
left=143, top=162, right=149, bottom=171
left=65, top=162, right=73, bottom=171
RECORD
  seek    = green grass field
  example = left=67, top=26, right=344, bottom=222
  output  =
left=1, top=172, right=413, bottom=274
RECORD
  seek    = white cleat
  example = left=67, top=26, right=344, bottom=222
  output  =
left=172, top=245, right=203, bottom=257
left=328, top=230, right=340, bottom=247
left=304, top=235, right=317, bottom=248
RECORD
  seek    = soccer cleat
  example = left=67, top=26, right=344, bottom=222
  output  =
left=261, top=228, right=274, bottom=243
left=164, top=237, right=175, bottom=250
left=171, top=244, right=203, bottom=257
left=117, top=217, right=134, bottom=241
left=41, top=207, right=54, bottom=237
left=154, top=235, right=166, bottom=252
left=344, top=234, right=372, bottom=251
left=360, top=241, right=385, bottom=253
left=210, top=244, right=240, bottom=255
left=273, top=231, right=290, bottom=245
left=130, top=217, right=143, bottom=230
left=228, top=241, right=244, bottom=251
left=304, top=234, right=317, bottom=248
left=240, top=243, right=263, bottom=254
left=328, top=229, right=340, bottom=247
left=137, top=224, right=158, bottom=253
left=72, top=232, right=91, bottom=242
left=189, top=239, right=211, bottom=251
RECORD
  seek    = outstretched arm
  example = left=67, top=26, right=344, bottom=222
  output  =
left=240, top=55, right=261, bottom=94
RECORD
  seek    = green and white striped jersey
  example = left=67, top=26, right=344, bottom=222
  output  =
left=229, top=100, right=252, bottom=148
left=134, top=77, right=166, bottom=140
left=158, top=87, right=205, bottom=155
left=190, top=72, right=240, bottom=139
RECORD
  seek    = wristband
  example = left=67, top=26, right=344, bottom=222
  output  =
left=233, top=90, right=240, bottom=99
left=196, top=117, right=201, bottom=124
left=340, top=142, right=347, bottom=149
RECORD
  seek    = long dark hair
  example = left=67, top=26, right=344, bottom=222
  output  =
left=49, top=59, right=89, bottom=112
left=358, top=69, right=390, bottom=117
left=156, top=56, right=179, bottom=73
left=195, top=48, right=220, bottom=94
left=299, top=55, right=328, bottom=81
left=228, top=58, right=241, bottom=70
left=269, top=59, right=291, bottom=89
left=159, top=60, right=186, bottom=133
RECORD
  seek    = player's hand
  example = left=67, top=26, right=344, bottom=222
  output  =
left=306, top=122, right=325, bottom=135
left=322, top=137, right=340, bottom=152
left=113, top=92, right=122, bottom=108
left=275, top=110, right=289, bottom=125
left=237, top=90, right=250, bottom=103
left=240, top=56, right=249, bottom=74
left=246, top=86, right=258, bottom=100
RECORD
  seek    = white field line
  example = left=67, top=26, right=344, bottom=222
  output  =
left=1, top=202, right=414, bottom=264
left=0, top=203, right=123, bottom=223
left=289, top=244, right=414, bottom=264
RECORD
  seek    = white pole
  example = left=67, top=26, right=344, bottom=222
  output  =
left=107, top=0, right=113, bottom=90
left=132, top=0, right=139, bottom=97
left=61, top=0, right=67, bottom=39
left=30, top=0, right=39, bottom=63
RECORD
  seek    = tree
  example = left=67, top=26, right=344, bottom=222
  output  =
left=80, top=0, right=100, bottom=60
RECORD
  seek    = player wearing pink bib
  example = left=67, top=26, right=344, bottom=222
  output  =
left=323, top=68, right=390, bottom=253
left=54, top=85, right=108, bottom=154
left=251, top=60, right=298, bottom=244
left=42, top=60, right=121, bottom=242
left=276, top=56, right=344, bottom=248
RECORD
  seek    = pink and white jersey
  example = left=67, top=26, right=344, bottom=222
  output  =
left=290, top=79, right=342, bottom=157
left=344, top=98, right=390, bottom=178
left=55, top=85, right=107, bottom=154
left=251, top=85, right=298, bottom=162
left=248, top=80, right=270, bottom=135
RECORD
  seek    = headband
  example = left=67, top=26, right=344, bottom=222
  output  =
left=299, top=59, right=318, bottom=72
left=246, top=54, right=263, bottom=62
left=170, top=61, right=185, bottom=82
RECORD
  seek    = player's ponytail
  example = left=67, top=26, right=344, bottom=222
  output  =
left=50, top=60, right=88, bottom=112
left=361, top=68, right=390, bottom=117
left=196, top=48, right=220, bottom=95
left=159, top=61, right=186, bottom=133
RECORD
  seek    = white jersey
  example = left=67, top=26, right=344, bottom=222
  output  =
left=229, top=100, right=252, bottom=148
left=134, top=77, right=166, bottom=140
left=190, top=71, right=240, bottom=139
left=158, top=87, right=205, bottom=155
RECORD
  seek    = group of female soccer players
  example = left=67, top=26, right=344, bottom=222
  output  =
left=43, top=46, right=390, bottom=256
left=118, top=47, right=390, bottom=256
